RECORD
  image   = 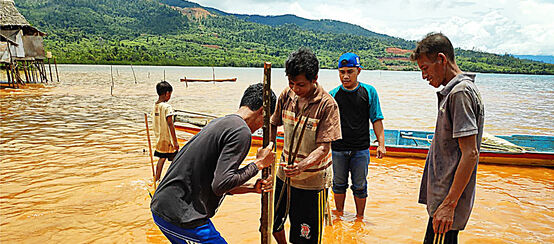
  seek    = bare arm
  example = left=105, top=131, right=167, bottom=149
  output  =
left=283, top=142, right=331, bottom=177
left=228, top=177, right=273, bottom=195
left=166, top=115, right=179, bottom=151
left=372, top=119, right=386, bottom=158
left=433, top=134, right=479, bottom=233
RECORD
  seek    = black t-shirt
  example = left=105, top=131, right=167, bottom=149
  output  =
left=150, top=114, right=258, bottom=228
left=329, top=83, right=384, bottom=151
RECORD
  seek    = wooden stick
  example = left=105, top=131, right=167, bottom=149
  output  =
left=144, top=113, right=157, bottom=189
left=40, top=61, right=48, bottom=83
left=131, top=64, right=137, bottom=84
left=22, top=61, right=28, bottom=83
left=54, top=57, right=59, bottom=82
left=110, top=65, right=114, bottom=96
left=6, top=64, right=12, bottom=88
left=31, top=62, right=36, bottom=83
left=47, top=58, right=54, bottom=82
left=260, top=62, right=273, bottom=244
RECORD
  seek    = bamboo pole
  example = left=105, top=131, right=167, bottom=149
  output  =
left=131, top=64, right=137, bottom=84
left=144, top=113, right=157, bottom=189
left=260, top=62, right=273, bottom=244
left=54, top=57, right=60, bottom=82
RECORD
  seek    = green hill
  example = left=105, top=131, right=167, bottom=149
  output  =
left=14, top=0, right=554, bottom=74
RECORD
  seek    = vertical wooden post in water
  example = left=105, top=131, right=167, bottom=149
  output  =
left=6, top=64, right=13, bottom=88
left=54, top=57, right=60, bottom=82
left=131, top=64, right=137, bottom=84
left=47, top=52, right=54, bottom=82
left=260, top=62, right=273, bottom=244
left=110, top=65, right=114, bottom=96
left=23, top=61, right=30, bottom=83
left=212, top=67, right=215, bottom=84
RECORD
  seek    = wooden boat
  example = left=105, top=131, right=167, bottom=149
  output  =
left=369, top=129, right=554, bottom=167
left=175, top=123, right=285, bottom=149
left=175, top=122, right=554, bottom=167
left=180, top=77, right=237, bottom=82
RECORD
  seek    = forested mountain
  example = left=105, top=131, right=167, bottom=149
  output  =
left=14, top=0, right=554, bottom=74
left=513, top=55, right=554, bottom=64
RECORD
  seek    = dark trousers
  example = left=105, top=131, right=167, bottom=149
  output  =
left=423, top=217, right=459, bottom=244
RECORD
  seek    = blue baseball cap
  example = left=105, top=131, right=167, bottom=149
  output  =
left=338, top=53, right=363, bottom=68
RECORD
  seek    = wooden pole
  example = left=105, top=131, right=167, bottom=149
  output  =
left=23, top=61, right=30, bottom=83
left=10, top=64, right=17, bottom=88
left=212, top=67, right=215, bottom=84
left=110, top=65, right=114, bottom=96
left=131, top=64, right=137, bottom=84
left=30, top=62, right=36, bottom=83
left=47, top=58, right=53, bottom=82
left=41, top=61, right=48, bottom=83
left=34, top=62, right=39, bottom=83
left=144, top=113, right=157, bottom=189
left=14, top=63, right=23, bottom=86
left=5, top=64, right=12, bottom=88
left=260, top=62, right=273, bottom=244
left=54, top=57, right=60, bottom=82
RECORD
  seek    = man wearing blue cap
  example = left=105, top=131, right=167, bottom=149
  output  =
left=329, top=52, right=386, bottom=219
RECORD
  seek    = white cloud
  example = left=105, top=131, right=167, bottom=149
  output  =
left=190, top=0, right=554, bottom=55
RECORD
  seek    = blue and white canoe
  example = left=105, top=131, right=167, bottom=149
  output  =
left=370, top=130, right=554, bottom=167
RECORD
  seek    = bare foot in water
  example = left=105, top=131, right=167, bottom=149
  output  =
left=331, top=209, right=344, bottom=216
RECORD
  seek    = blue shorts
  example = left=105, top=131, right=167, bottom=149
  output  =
left=152, top=213, right=227, bottom=244
left=331, top=149, right=370, bottom=198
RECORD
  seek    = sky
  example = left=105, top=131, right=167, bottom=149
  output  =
left=189, top=0, right=554, bottom=55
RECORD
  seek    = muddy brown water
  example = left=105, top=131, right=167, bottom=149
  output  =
left=1, top=65, right=553, bottom=243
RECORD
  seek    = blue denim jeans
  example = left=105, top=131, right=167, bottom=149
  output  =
left=331, top=149, right=370, bottom=198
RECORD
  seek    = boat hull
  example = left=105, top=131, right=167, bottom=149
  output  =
left=369, top=146, right=554, bottom=167
left=176, top=124, right=554, bottom=167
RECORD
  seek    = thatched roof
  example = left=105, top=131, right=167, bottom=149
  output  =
left=1, top=0, right=30, bottom=26
left=0, top=0, right=45, bottom=36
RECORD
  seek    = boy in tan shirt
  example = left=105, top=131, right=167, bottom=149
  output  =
left=153, top=81, right=179, bottom=183
left=271, top=47, right=341, bottom=244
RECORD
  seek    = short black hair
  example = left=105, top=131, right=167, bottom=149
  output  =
left=285, top=47, right=319, bottom=81
left=156, top=81, right=173, bottom=96
left=239, top=83, right=276, bottom=113
left=410, top=32, right=456, bottom=62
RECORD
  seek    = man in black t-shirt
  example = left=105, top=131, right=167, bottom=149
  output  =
left=329, top=53, right=386, bottom=220
left=150, top=83, right=276, bottom=243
